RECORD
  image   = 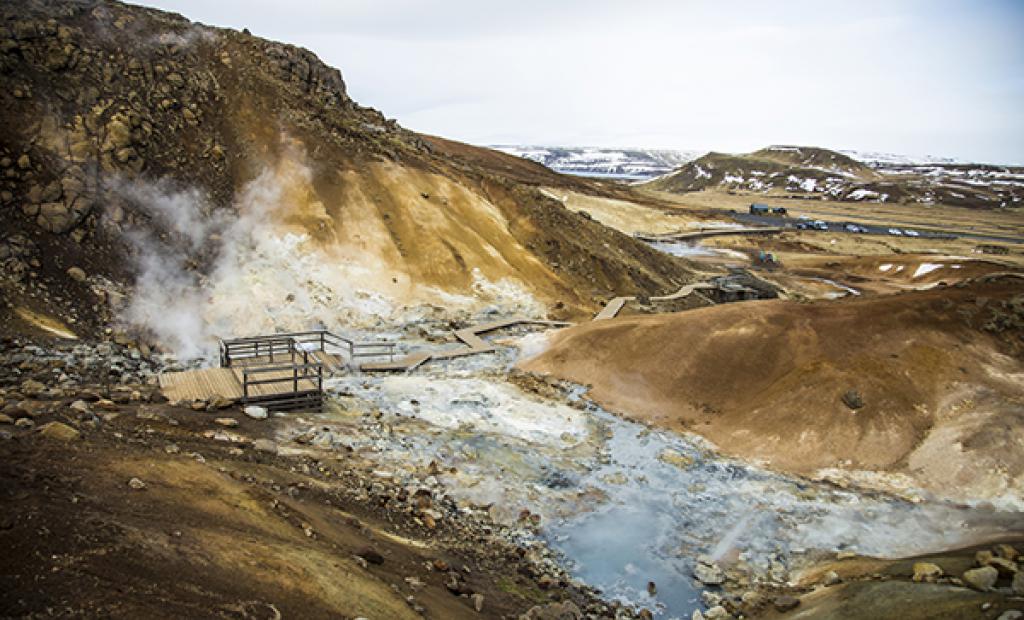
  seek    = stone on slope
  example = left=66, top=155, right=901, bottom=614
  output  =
left=36, top=421, right=80, bottom=441
left=962, top=566, right=998, bottom=591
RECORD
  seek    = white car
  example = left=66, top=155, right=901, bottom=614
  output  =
left=888, top=228, right=903, bottom=236
left=904, top=229, right=920, bottom=237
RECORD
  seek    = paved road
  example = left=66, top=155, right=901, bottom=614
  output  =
left=727, top=211, right=1024, bottom=245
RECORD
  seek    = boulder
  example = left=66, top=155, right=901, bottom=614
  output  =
left=995, top=544, right=1019, bottom=562
left=37, top=421, right=80, bottom=441
left=127, top=477, right=147, bottom=490
left=841, top=389, right=864, bottom=409
left=986, top=556, right=1018, bottom=577
left=997, top=612, right=1023, bottom=620
left=962, top=566, right=998, bottom=591
left=704, top=606, right=729, bottom=620
left=252, top=439, right=277, bottom=455
left=773, top=596, right=800, bottom=612
left=206, top=396, right=234, bottom=410
left=693, top=559, right=725, bottom=585
left=519, top=601, right=582, bottom=620
left=912, top=562, right=943, bottom=583
left=214, top=417, right=238, bottom=428
left=1013, top=571, right=1024, bottom=596
left=37, top=201, right=71, bottom=233
left=244, top=405, right=268, bottom=420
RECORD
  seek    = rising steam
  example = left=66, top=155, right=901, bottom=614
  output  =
left=111, top=145, right=544, bottom=360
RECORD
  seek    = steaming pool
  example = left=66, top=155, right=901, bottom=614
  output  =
left=295, top=332, right=1021, bottom=619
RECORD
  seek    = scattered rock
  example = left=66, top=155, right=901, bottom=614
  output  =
left=252, top=439, right=278, bottom=455
left=471, top=592, right=484, bottom=612
left=773, top=595, right=800, bottom=612
left=214, top=417, right=239, bottom=428
left=36, top=421, right=80, bottom=441
left=995, top=545, right=1019, bottom=561
left=207, top=396, right=234, bottom=410
left=658, top=447, right=694, bottom=469
left=15, top=417, right=35, bottom=428
left=704, top=606, right=729, bottom=620
left=127, top=477, right=147, bottom=490
left=962, top=566, right=998, bottom=591
left=1013, top=571, right=1024, bottom=596
left=21, top=379, right=45, bottom=396
left=0, top=414, right=12, bottom=425
left=356, top=547, right=384, bottom=565
left=995, top=544, right=1019, bottom=562
left=997, top=612, right=1023, bottom=620
left=987, top=556, right=1019, bottom=577
left=520, top=601, right=582, bottom=620
left=912, top=562, right=943, bottom=583
left=244, top=405, right=268, bottom=420
left=69, top=399, right=91, bottom=414
left=66, top=266, right=87, bottom=282
left=823, top=570, right=842, bottom=586
left=841, top=389, right=864, bottom=409
left=693, top=557, right=725, bottom=585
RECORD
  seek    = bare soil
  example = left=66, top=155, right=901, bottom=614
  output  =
left=522, top=276, right=1024, bottom=503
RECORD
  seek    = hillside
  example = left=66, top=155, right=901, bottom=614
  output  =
left=646, top=145, right=1024, bottom=208
left=493, top=145, right=702, bottom=180
left=0, top=0, right=693, bottom=356
left=522, top=275, right=1024, bottom=506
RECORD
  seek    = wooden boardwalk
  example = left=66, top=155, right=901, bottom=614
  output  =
left=159, top=352, right=341, bottom=402
left=360, top=319, right=570, bottom=373
left=593, top=281, right=716, bottom=320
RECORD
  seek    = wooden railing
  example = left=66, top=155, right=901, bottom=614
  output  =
left=219, top=329, right=396, bottom=368
left=240, top=361, right=325, bottom=411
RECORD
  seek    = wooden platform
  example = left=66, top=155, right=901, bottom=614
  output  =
left=159, top=352, right=341, bottom=403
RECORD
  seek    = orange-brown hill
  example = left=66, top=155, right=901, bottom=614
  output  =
left=522, top=275, right=1024, bottom=503
left=0, top=0, right=692, bottom=340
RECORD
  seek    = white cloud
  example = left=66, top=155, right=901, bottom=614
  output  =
left=136, top=0, right=1024, bottom=163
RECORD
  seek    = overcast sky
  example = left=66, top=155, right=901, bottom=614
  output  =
left=137, top=0, right=1024, bottom=163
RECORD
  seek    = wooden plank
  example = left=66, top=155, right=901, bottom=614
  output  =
left=159, top=368, right=243, bottom=402
left=361, top=352, right=432, bottom=372
left=594, top=296, right=634, bottom=320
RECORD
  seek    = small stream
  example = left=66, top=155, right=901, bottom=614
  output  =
left=306, top=331, right=1022, bottom=619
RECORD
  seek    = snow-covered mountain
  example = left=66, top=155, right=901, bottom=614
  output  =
left=645, top=145, right=1024, bottom=208
left=491, top=145, right=702, bottom=180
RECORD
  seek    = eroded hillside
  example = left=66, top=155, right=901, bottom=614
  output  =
left=0, top=0, right=692, bottom=355
left=522, top=275, right=1024, bottom=506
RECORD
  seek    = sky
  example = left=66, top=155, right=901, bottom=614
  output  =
left=137, top=0, right=1024, bottom=164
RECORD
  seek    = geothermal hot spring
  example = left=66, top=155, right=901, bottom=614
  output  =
left=265, top=324, right=1023, bottom=619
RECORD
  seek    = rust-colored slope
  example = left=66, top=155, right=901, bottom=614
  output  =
left=522, top=277, right=1024, bottom=499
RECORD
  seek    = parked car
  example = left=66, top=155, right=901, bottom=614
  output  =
left=795, top=222, right=809, bottom=230
left=888, top=228, right=903, bottom=236
left=749, top=203, right=771, bottom=215
left=904, top=229, right=920, bottom=237
left=812, top=220, right=828, bottom=231
left=844, top=223, right=867, bottom=233
left=771, top=207, right=787, bottom=216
